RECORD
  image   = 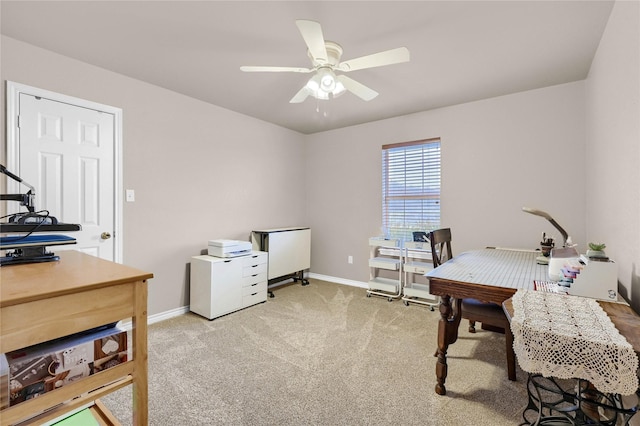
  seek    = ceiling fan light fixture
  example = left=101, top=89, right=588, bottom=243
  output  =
left=315, top=90, right=330, bottom=100
left=304, top=68, right=346, bottom=100
left=318, top=68, right=336, bottom=92
left=332, top=80, right=346, bottom=97
left=242, top=19, right=410, bottom=104
left=305, top=74, right=321, bottom=92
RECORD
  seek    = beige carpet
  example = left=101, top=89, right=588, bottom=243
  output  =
left=102, top=279, right=531, bottom=425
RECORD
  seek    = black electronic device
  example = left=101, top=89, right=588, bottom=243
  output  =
left=0, top=164, right=36, bottom=212
left=9, top=212, right=58, bottom=225
left=1, top=164, right=81, bottom=266
left=413, top=231, right=429, bottom=243
left=0, top=233, right=78, bottom=266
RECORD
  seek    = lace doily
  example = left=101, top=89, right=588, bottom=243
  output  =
left=511, top=289, right=639, bottom=395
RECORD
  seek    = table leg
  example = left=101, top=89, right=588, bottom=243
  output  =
left=133, top=280, right=149, bottom=426
left=435, top=295, right=462, bottom=395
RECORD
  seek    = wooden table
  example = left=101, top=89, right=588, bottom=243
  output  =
left=0, top=251, right=153, bottom=425
left=426, top=248, right=548, bottom=395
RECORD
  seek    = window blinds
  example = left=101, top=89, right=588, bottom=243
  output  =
left=382, top=139, right=441, bottom=241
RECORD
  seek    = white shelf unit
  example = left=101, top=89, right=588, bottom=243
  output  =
left=402, top=241, right=439, bottom=309
left=367, top=238, right=403, bottom=301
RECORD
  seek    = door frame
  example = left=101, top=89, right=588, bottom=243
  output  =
left=5, top=81, right=124, bottom=263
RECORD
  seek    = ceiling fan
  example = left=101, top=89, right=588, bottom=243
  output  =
left=240, top=20, right=410, bottom=103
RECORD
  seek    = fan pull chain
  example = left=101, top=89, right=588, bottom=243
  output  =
left=314, top=98, right=329, bottom=117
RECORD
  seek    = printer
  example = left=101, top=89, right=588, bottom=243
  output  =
left=208, top=239, right=252, bottom=258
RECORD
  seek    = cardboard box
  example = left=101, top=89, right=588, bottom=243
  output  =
left=1, top=326, right=128, bottom=408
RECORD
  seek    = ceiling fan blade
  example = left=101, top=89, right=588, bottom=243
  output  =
left=337, top=75, right=378, bottom=101
left=290, top=86, right=311, bottom=103
left=240, top=65, right=312, bottom=73
left=337, top=47, right=410, bottom=72
left=295, top=20, right=328, bottom=63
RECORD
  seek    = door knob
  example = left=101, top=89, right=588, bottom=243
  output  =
left=101, top=232, right=112, bottom=240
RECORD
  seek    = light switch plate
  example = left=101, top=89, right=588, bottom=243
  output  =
left=126, top=189, right=135, bottom=202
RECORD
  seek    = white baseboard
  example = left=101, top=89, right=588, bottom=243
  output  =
left=119, top=305, right=189, bottom=330
left=122, top=275, right=365, bottom=329
left=149, top=306, right=190, bottom=324
left=307, top=272, right=368, bottom=289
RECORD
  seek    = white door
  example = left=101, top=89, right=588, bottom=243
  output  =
left=10, top=88, right=120, bottom=261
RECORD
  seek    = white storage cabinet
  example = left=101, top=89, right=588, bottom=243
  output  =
left=190, top=251, right=268, bottom=320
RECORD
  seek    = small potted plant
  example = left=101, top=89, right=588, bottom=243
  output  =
left=586, top=242, right=607, bottom=259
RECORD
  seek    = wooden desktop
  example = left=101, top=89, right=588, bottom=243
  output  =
left=426, top=247, right=639, bottom=396
left=426, top=248, right=547, bottom=395
left=0, top=251, right=153, bottom=425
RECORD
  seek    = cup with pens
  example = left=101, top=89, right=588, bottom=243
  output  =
left=540, top=233, right=554, bottom=257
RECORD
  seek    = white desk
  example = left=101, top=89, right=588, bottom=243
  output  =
left=251, top=227, right=311, bottom=293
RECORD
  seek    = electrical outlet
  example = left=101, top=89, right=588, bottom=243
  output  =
left=348, top=255, right=353, bottom=264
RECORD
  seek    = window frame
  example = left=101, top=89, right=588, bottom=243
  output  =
left=381, top=138, right=441, bottom=241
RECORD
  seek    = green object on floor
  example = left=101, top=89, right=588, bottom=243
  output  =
left=52, top=408, right=98, bottom=426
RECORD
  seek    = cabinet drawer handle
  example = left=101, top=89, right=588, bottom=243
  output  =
left=224, top=260, right=232, bottom=263
left=251, top=265, right=259, bottom=268
left=251, top=274, right=258, bottom=277
left=251, top=283, right=258, bottom=286
left=251, top=292, right=257, bottom=296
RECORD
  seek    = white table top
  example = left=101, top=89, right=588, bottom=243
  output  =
left=425, top=248, right=548, bottom=289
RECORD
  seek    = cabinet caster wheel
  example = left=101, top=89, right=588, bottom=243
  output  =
left=430, top=306, right=435, bottom=311
left=388, top=297, right=393, bottom=302
left=404, top=300, right=409, bottom=306
left=366, top=293, right=371, bottom=298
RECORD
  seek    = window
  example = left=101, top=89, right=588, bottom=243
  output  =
left=382, top=138, right=441, bottom=241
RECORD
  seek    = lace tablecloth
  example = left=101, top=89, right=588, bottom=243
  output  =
left=511, top=289, right=639, bottom=395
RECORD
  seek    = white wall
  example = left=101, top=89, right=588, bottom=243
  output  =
left=305, top=82, right=587, bottom=282
left=0, top=36, right=307, bottom=316
left=585, top=0, right=640, bottom=310
left=3, top=0, right=638, bottom=315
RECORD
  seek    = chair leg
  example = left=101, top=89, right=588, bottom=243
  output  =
left=505, top=326, right=516, bottom=381
left=468, top=320, right=476, bottom=333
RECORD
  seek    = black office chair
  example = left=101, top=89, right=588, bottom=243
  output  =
left=428, top=228, right=516, bottom=381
